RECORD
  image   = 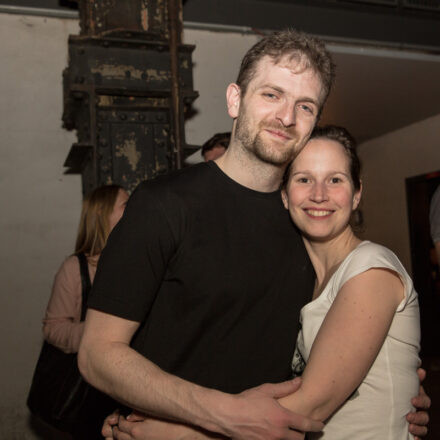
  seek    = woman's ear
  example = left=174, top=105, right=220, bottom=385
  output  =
left=226, top=83, right=241, bottom=119
left=281, top=189, right=289, bottom=210
left=352, top=181, right=363, bottom=211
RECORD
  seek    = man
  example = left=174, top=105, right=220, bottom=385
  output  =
left=79, top=29, right=429, bottom=440
left=201, top=132, right=231, bottom=161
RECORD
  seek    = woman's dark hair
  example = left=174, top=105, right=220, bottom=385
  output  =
left=308, top=125, right=361, bottom=191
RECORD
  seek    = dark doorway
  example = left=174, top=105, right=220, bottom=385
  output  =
left=406, top=170, right=440, bottom=356
left=406, top=170, right=440, bottom=439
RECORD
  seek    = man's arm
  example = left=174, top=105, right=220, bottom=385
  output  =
left=79, top=309, right=323, bottom=440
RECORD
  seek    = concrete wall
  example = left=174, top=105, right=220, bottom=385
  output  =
left=0, top=12, right=257, bottom=438
left=358, top=113, right=440, bottom=273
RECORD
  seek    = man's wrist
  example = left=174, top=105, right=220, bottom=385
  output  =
left=189, top=387, right=236, bottom=436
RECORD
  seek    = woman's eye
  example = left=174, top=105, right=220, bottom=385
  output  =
left=298, top=177, right=309, bottom=183
left=330, top=177, right=342, bottom=184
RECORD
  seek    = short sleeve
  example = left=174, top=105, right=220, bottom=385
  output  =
left=430, top=186, right=440, bottom=243
left=330, top=242, right=416, bottom=313
left=88, top=181, right=181, bottom=322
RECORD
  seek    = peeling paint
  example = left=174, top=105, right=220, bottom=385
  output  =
left=92, top=63, right=145, bottom=80
left=115, top=135, right=141, bottom=171
left=146, top=68, right=170, bottom=81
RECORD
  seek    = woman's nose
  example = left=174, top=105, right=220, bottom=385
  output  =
left=310, top=182, right=328, bottom=202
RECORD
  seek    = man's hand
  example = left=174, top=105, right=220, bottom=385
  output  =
left=407, top=368, right=431, bottom=440
left=214, top=378, right=323, bottom=440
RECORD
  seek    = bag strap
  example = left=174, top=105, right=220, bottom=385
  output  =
left=77, top=253, right=92, bottom=321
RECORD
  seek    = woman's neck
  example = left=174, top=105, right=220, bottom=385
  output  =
left=304, top=227, right=361, bottom=297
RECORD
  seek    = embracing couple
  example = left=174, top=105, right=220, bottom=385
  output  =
left=78, top=29, right=430, bottom=439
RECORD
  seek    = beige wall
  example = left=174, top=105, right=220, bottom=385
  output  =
left=358, top=113, right=440, bottom=273
left=0, top=13, right=257, bottom=438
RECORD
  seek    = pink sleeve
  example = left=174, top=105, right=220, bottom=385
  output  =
left=42, top=256, right=85, bottom=353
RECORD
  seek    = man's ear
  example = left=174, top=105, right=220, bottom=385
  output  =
left=281, top=189, right=289, bottom=210
left=226, top=83, right=241, bottom=119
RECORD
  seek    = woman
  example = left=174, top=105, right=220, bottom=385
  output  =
left=105, top=127, right=422, bottom=439
left=43, top=184, right=129, bottom=438
left=277, top=125, right=420, bottom=438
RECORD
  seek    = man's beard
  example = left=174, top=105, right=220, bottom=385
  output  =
left=235, top=112, right=301, bottom=166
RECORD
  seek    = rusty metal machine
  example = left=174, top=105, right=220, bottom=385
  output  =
left=62, top=0, right=198, bottom=193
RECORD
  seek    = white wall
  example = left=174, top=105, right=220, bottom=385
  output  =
left=358, top=113, right=440, bottom=272
left=0, top=13, right=257, bottom=438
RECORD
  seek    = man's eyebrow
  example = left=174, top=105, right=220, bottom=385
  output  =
left=298, top=97, right=319, bottom=106
left=258, top=83, right=285, bottom=94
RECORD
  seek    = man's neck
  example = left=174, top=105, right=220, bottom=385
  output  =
left=215, top=143, right=286, bottom=193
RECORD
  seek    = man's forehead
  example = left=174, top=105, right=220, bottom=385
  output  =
left=248, top=55, right=324, bottom=100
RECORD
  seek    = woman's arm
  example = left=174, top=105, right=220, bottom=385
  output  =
left=42, top=256, right=85, bottom=353
left=279, top=267, right=404, bottom=421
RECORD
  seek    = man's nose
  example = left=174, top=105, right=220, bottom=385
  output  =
left=276, top=101, right=296, bottom=127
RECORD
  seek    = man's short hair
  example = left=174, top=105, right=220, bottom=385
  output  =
left=236, top=29, right=335, bottom=110
left=201, top=132, right=231, bottom=157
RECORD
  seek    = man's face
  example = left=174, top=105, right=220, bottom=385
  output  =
left=229, top=55, right=324, bottom=166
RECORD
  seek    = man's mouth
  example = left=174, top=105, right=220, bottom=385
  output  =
left=264, top=128, right=292, bottom=141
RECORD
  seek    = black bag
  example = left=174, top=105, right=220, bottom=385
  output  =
left=27, top=253, right=92, bottom=433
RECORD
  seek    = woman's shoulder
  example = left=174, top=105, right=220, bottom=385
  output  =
left=335, top=241, right=411, bottom=289
left=345, top=241, right=404, bottom=272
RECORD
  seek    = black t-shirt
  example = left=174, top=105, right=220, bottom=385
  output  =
left=89, top=162, right=315, bottom=393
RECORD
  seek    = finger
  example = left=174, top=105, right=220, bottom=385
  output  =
left=407, top=410, right=429, bottom=426
left=259, top=378, right=303, bottom=399
left=117, top=416, right=138, bottom=435
left=126, top=411, right=147, bottom=422
left=102, top=411, right=120, bottom=437
left=417, top=367, right=426, bottom=383
left=411, top=392, right=431, bottom=411
left=112, top=425, right=133, bottom=440
left=408, top=423, right=428, bottom=438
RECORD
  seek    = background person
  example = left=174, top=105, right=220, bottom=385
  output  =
left=201, top=132, right=231, bottom=162
left=43, top=184, right=128, bottom=439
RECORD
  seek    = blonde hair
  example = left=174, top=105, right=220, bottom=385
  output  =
left=75, top=185, right=123, bottom=257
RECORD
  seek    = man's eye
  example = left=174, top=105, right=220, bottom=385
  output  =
left=263, top=93, right=277, bottom=99
left=299, top=104, right=313, bottom=114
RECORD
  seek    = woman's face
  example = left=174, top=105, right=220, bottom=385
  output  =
left=282, top=137, right=361, bottom=243
left=108, top=189, right=129, bottom=232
